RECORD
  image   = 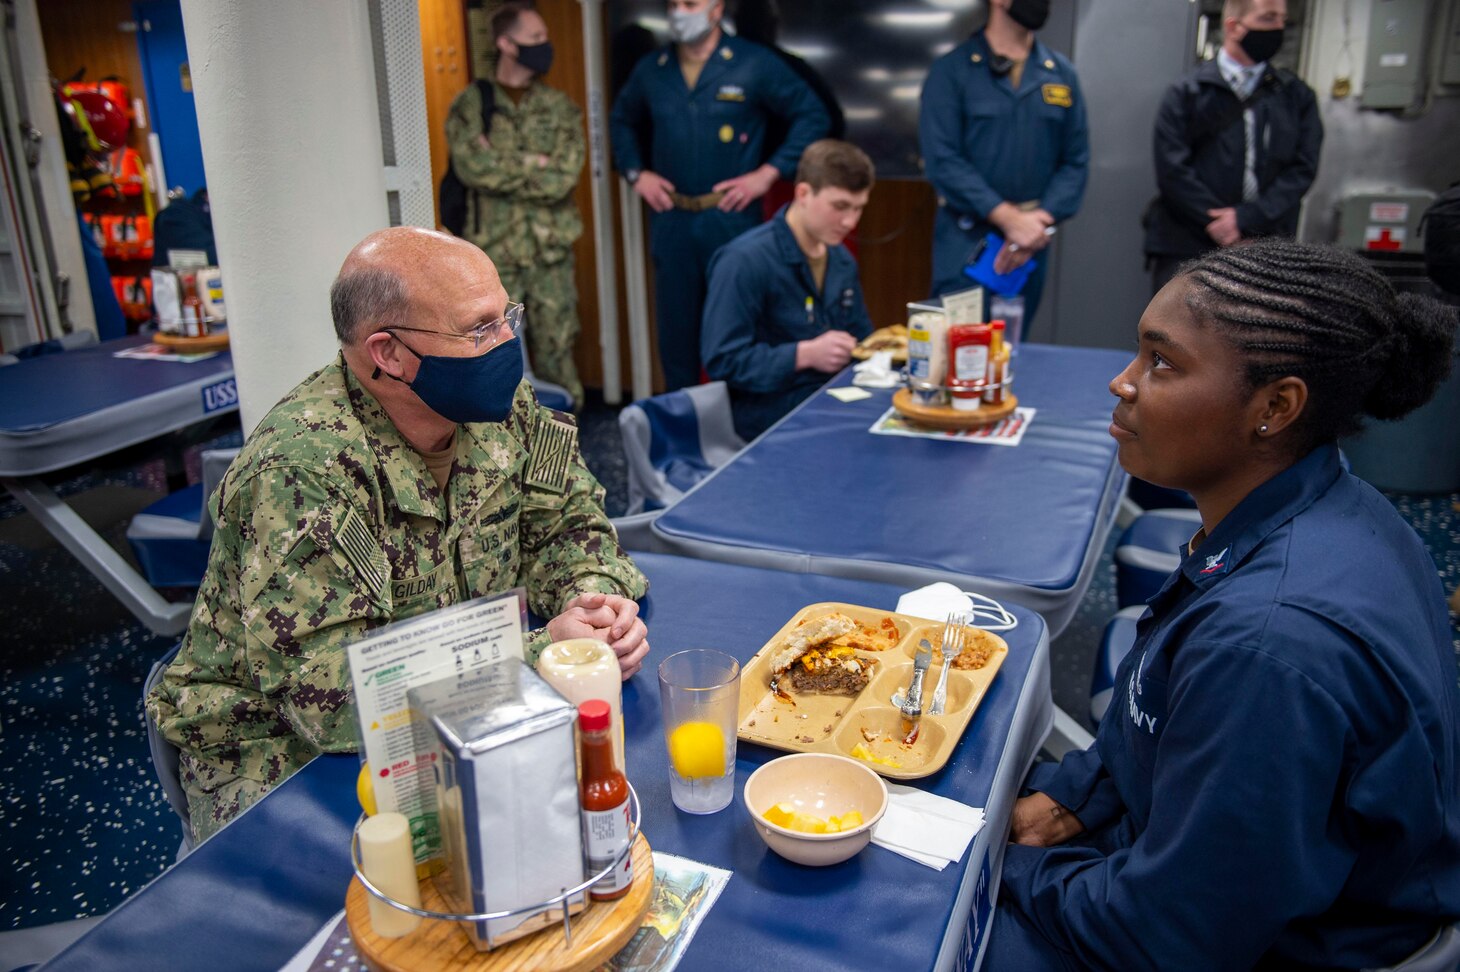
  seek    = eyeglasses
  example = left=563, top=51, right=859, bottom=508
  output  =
left=384, top=301, right=524, bottom=352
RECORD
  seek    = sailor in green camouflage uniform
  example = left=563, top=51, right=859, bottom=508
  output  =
left=147, top=227, right=648, bottom=842
left=447, top=3, right=585, bottom=408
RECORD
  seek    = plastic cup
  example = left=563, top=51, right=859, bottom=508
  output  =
left=658, top=649, right=740, bottom=814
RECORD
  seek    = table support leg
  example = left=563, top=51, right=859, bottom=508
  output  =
left=3, top=476, right=193, bottom=636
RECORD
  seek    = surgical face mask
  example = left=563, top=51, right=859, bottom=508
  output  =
left=1238, top=26, right=1283, bottom=64
left=1006, top=0, right=1050, bottom=32
left=669, top=8, right=715, bottom=45
left=387, top=334, right=523, bottom=424
left=515, top=40, right=554, bottom=76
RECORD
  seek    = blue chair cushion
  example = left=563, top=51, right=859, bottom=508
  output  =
left=1091, top=606, right=1145, bottom=724
left=126, top=484, right=211, bottom=588
left=1114, top=508, right=1203, bottom=608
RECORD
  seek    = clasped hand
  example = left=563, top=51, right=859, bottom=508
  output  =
left=990, top=203, right=1055, bottom=275
left=547, top=593, right=650, bottom=679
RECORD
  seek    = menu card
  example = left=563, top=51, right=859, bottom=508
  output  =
left=347, top=590, right=526, bottom=858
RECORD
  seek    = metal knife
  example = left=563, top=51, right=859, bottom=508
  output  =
left=896, top=639, right=932, bottom=744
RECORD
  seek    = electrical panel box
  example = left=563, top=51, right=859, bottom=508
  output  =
left=1337, top=191, right=1435, bottom=254
left=1362, top=0, right=1433, bottom=109
left=1442, top=0, right=1460, bottom=86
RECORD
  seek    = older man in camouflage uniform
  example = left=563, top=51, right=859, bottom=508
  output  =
left=147, top=227, right=648, bottom=842
left=447, top=2, right=585, bottom=407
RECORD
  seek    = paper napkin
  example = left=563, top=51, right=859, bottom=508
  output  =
left=826, top=385, right=873, bottom=403
left=871, top=783, right=985, bottom=870
left=852, top=350, right=901, bottom=389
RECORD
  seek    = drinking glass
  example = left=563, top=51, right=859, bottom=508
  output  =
left=657, top=649, right=740, bottom=814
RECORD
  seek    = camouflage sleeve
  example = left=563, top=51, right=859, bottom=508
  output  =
left=513, top=386, right=648, bottom=617
left=231, top=465, right=387, bottom=755
left=448, top=84, right=531, bottom=195
left=516, top=97, right=585, bottom=204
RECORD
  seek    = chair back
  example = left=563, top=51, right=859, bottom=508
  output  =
left=143, top=642, right=193, bottom=855
left=619, top=382, right=745, bottom=515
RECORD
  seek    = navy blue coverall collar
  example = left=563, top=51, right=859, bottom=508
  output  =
left=657, top=36, right=738, bottom=93
left=1167, top=444, right=1343, bottom=596
left=769, top=202, right=844, bottom=295
left=967, top=31, right=1065, bottom=97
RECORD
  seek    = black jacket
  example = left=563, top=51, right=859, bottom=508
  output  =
left=1144, top=59, right=1322, bottom=258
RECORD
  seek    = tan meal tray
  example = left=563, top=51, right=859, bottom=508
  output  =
left=736, top=603, right=1008, bottom=780
left=892, top=388, right=1018, bottom=431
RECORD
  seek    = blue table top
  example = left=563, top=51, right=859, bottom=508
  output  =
left=42, top=553, right=1048, bottom=972
left=653, top=344, right=1130, bottom=595
left=0, top=335, right=237, bottom=477
left=0, top=335, right=234, bottom=435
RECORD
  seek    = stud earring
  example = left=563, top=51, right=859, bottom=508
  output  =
left=1258, top=424, right=1269, bottom=434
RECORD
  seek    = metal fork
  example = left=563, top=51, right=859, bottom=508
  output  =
left=929, top=611, right=968, bottom=715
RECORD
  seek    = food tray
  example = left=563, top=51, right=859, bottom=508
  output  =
left=736, top=603, right=1008, bottom=780
left=892, top=388, right=1017, bottom=431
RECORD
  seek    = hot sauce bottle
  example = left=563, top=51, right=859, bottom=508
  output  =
left=578, top=699, right=632, bottom=901
left=984, top=320, right=1009, bottom=406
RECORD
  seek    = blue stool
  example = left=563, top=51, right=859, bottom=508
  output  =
left=1113, top=508, right=1203, bottom=608
left=1090, top=606, right=1144, bottom=724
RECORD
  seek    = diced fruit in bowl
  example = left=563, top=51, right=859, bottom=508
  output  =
left=744, top=753, right=889, bottom=866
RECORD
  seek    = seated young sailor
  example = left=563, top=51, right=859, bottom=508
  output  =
left=147, top=227, right=649, bottom=843
left=700, top=138, right=874, bottom=441
left=987, top=238, right=1460, bottom=971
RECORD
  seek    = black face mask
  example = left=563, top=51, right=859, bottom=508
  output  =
left=515, top=40, right=554, bottom=76
left=1007, top=0, right=1050, bottom=32
left=1238, top=27, right=1283, bottom=64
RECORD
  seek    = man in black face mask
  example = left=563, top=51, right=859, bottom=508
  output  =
left=446, top=1, right=587, bottom=409
left=1144, top=0, right=1322, bottom=293
left=920, top=0, right=1089, bottom=335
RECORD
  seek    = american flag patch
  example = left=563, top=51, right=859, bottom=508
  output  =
left=334, top=507, right=386, bottom=599
left=526, top=414, right=577, bottom=494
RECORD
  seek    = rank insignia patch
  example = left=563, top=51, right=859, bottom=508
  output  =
left=1042, top=83, right=1073, bottom=108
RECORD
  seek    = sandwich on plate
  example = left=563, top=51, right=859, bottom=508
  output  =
left=768, top=613, right=878, bottom=698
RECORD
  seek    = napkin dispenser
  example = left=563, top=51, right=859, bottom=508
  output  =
left=409, top=659, right=586, bottom=950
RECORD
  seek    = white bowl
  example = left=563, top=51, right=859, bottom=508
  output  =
left=743, top=753, right=889, bottom=866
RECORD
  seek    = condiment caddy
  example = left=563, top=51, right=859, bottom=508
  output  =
left=899, top=305, right=1017, bottom=430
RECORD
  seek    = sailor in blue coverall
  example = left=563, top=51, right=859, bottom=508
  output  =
left=919, top=0, right=1088, bottom=331
left=700, top=139, right=874, bottom=441
left=610, top=0, right=828, bottom=391
left=987, top=239, right=1460, bottom=971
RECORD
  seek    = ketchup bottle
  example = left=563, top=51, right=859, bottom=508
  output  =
left=578, top=699, right=632, bottom=900
left=947, top=323, right=992, bottom=411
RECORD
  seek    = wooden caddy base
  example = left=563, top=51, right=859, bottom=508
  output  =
left=345, top=834, right=654, bottom=972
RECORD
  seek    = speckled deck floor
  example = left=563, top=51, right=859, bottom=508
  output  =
left=2, top=398, right=1456, bottom=933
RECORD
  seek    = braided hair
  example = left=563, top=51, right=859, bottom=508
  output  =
left=1179, top=238, right=1458, bottom=451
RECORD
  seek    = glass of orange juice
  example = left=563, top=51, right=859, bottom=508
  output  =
left=658, top=649, right=740, bottom=814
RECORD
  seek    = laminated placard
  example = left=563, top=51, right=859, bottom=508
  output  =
left=347, top=590, right=526, bottom=863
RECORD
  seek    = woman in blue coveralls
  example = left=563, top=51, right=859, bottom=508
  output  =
left=987, top=238, right=1460, bottom=971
